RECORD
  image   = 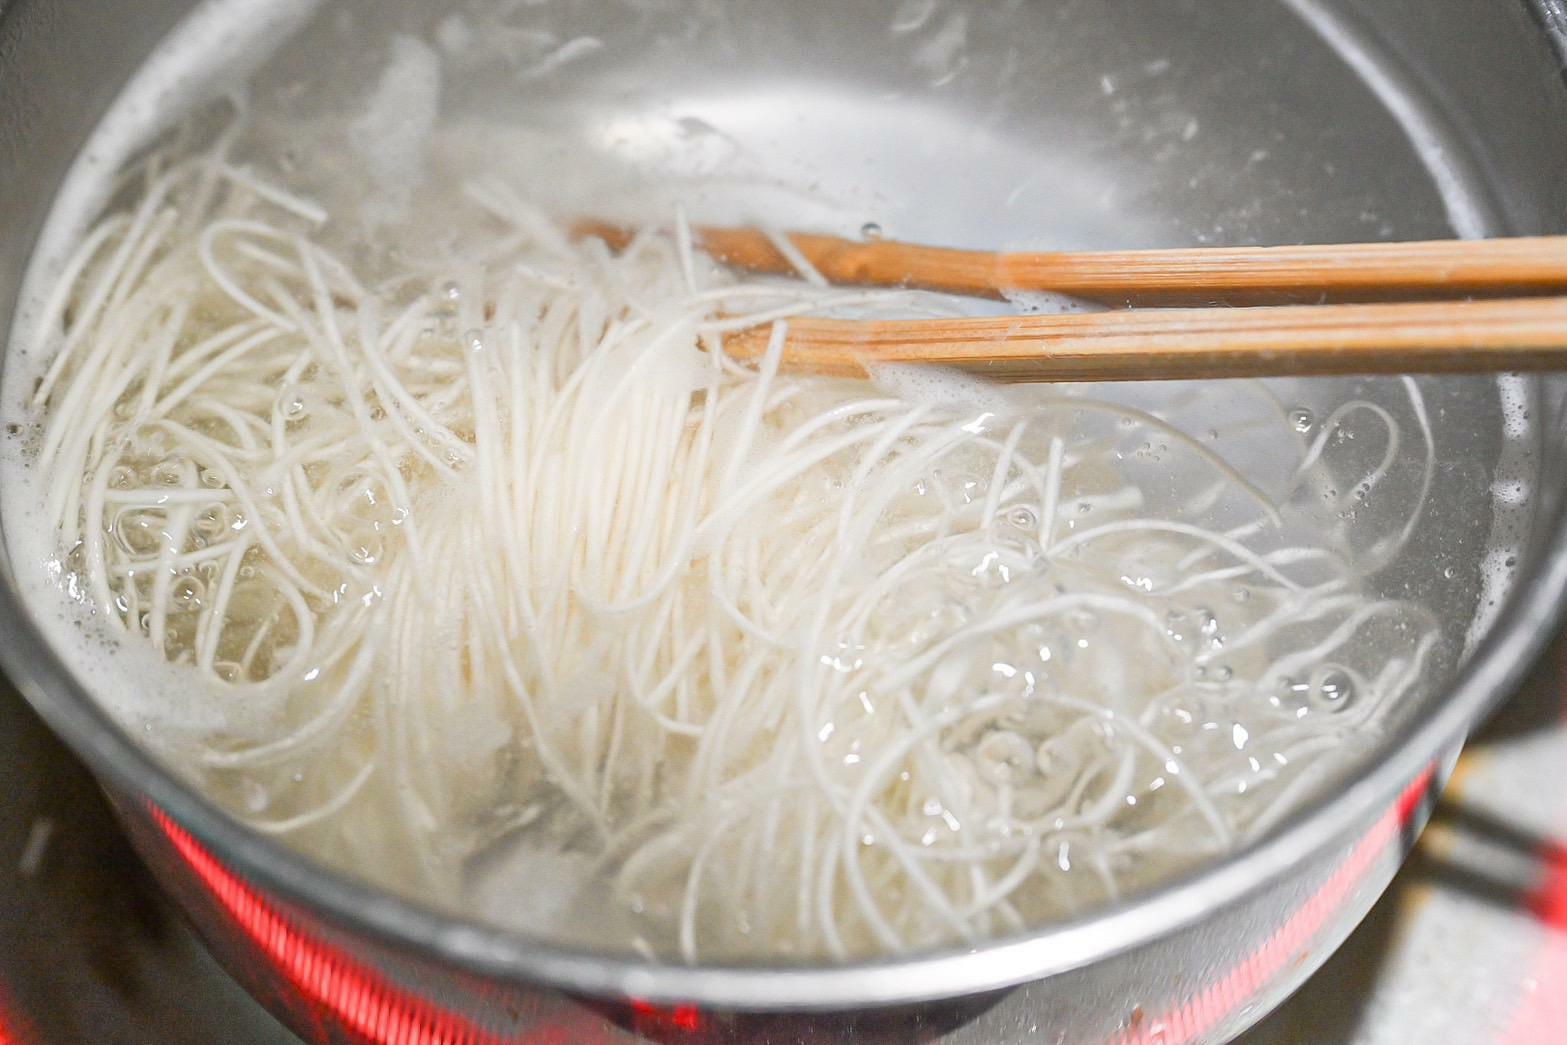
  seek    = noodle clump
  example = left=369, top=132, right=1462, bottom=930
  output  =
left=24, top=122, right=1439, bottom=961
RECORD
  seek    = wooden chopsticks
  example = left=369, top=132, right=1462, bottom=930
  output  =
left=575, top=219, right=1567, bottom=382
left=721, top=296, right=1567, bottom=383
left=577, top=220, right=1567, bottom=305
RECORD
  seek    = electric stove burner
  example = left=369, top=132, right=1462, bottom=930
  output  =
left=5, top=631, right=1565, bottom=1044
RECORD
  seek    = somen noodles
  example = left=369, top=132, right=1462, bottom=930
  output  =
left=10, top=107, right=1441, bottom=961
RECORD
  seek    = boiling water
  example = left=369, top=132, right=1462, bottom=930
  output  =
left=0, top=0, right=1522, bottom=963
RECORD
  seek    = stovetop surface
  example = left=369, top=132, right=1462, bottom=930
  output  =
left=0, top=673, right=280, bottom=1043
left=5, top=633, right=1566, bottom=1044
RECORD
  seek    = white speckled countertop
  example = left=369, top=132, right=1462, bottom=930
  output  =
left=1244, top=633, right=1567, bottom=1044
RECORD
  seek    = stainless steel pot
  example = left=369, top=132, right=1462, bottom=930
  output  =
left=3, top=1, right=1567, bottom=1042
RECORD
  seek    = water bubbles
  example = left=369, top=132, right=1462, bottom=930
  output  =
left=819, top=638, right=865, bottom=674
left=441, top=280, right=461, bottom=301
left=1007, top=506, right=1038, bottom=530
left=200, top=467, right=226, bottom=488
left=1231, top=586, right=1250, bottom=604
left=1443, top=565, right=1457, bottom=580
left=1289, top=407, right=1315, bottom=434
left=860, top=221, right=884, bottom=241
left=150, top=457, right=188, bottom=487
left=114, top=510, right=165, bottom=554
left=1310, top=667, right=1356, bottom=712
left=194, top=504, right=231, bottom=539
left=1054, top=833, right=1091, bottom=873
left=1192, top=608, right=1225, bottom=652
left=131, top=427, right=168, bottom=461
left=108, top=465, right=138, bottom=490
left=464, top=328, right=485, bottom=352
left=170, top=575, right=205, bottom=611
left=279, top=391, right=307, bottom=420
left=349, top=538, right=383, bottom=565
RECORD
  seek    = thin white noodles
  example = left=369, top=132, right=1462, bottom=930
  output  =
left=22, top=129, right=1443, bottom=963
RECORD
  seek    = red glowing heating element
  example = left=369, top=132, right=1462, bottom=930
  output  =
left=0, top=988, right=29, bottom=1045
left=151, top=806, right=703, bottom=1044
left=152, top=771, right=1435, bottom=1045
left=1111, top=766, right=1437, bottom=1045
left=152, top=806, right=509, bottom=1045
left=629, top=999, right=703, bottom=1033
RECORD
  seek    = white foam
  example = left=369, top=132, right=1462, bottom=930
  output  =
left=1000, top=289, right=1108, bottom=316
left=0, top=452, right=287, bottom=747
left=0, top=0, right=318, bottom=745
left=866, top=362, right=1023, bottom=420
left=1465, top=373, right=1534, bottom=653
